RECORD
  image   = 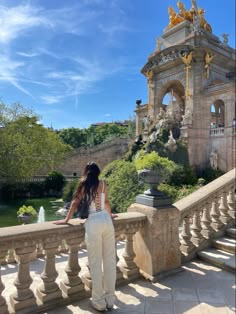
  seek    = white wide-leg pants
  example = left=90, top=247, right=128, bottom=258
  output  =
left=85, top=210, right=116, bottom=309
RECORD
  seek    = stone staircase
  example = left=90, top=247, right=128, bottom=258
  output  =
left=198, top=226, right=236, bottom=273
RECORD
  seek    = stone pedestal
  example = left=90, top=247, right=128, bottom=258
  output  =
left=128, top=202, right=181, bottom=281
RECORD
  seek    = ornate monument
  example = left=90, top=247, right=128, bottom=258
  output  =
left=135, top=0, right=235, bottom=172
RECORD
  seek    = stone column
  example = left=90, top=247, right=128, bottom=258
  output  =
left=118, top=228, right=140, bottom=280
left=60, top=238, right=85, bottom=296
left=10, top=246, right=37, bottom=312
left=0, top=250, right=8, bottom=314
left=128, top=202, right=181, bottom=281
left=36, top=240, right=62, bottom=303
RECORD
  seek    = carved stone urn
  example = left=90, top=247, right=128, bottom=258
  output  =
left=138, top=169, right=164, bottom=196
left=137, top=169, right=172, bottom=207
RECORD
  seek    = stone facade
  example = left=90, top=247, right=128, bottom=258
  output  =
left=57, top=137, right=130, bottom=176
left=135, top=8, right=235, bottom=172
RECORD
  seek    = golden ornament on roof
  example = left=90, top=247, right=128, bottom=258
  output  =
left=164, top=0, right=212, bottom=33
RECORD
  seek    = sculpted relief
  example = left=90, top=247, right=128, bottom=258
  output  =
left=165, top=0, right=212, bottom=33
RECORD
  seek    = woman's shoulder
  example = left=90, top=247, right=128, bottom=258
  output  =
left=98, top=180, right=106, bottom=191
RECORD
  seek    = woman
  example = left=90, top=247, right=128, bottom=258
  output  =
left=54, top=162, right=118, bottom=311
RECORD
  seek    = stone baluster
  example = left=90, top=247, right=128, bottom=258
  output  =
left=191, top=208, right=204, bottom=246
left=6, top=249, right=16, bottom=264
left=119, top=224, right=139, bottom=279
left=211, top=193, right=223, bottom=231
left=60, top=238, right=84, bottom=296
left=219, top=190, right=231, bottom=224
left=227, top=186, right=236, bottom=219
left=0, top=250, right=8, bottom=314
left=58, top=240, right=68, bottom=254
left=114, top=230, right=124, bottom=285
left=81, top=259, right=92, bottom=289
left=36, top=240, right=62, bottom=303
left=201, top=199, right=214, bottom=238
left=10, top=245, right=37, bottom=312
left=180, top=215, right=194, bottom=253
left=36, top=242, right=44, bottom=258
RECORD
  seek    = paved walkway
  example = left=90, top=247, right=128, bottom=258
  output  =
left=45, top=259, right=235, bottom=314
left=1, top=249, right=235, bottom=314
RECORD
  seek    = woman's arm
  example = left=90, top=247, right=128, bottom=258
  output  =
left=54, top=189, right=83, bottom=224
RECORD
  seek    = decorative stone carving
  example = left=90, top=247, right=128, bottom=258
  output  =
left=181, top=51, right=193, bottom=99
left=221, top=33, right=229, bottom=45
left=204, top=51, right=215, bottom=79
left=209, top=149, right=218, bottom=169
left=181, top=107, right=192, bottom=125
left=165, top=130, right=177, bottom=152
left=155, top=37, right=163, bottom=52
left=142, top=116, right=151, bottom=131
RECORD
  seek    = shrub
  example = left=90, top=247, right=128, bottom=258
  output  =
left=159, top=183, right=199, bottom=202
left=201, top=167, right=224, bottom=184
left=17, top=205, right=37, bottom=217
left=134, top=151, right=177, bottom=181
left=45, top=171, right=65, bottom=192
left=168, top=165, right=197, bottom=186
left=62, top=179, right=79, bottom=202
left=100, top=160, right=143, bottom=212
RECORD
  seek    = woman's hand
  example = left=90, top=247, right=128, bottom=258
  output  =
left=53, top=220, right=68, bottom=225
left=111, top=213, right=118, bottom=219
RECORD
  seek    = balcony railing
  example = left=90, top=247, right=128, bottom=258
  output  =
left=210, top=127, right=225, bottom=136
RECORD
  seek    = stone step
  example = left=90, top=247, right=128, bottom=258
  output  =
left=212, top=236, right=236, bottom=254
left=226, top=227, right=236, bottom=239
left=198, top=248, right=236, bottom=273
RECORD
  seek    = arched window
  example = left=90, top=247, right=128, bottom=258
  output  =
left=210, top=100, right=225, bottom=128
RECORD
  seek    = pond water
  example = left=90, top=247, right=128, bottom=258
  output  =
left=0, top=198, right=65, bottom=228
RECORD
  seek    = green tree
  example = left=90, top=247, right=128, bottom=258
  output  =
left=58, top=128, right=87, bottom=148
left=0, top=102, right=71, bottom=181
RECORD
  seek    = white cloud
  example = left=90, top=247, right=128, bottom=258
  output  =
left=0, top=4, right=52, bottom=44
left=16, top=52, right=39, bottom=58
left=0, top=1, right=133, bottom=105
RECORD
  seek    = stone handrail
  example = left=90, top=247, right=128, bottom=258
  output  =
left=0, top=212, right=146, bottom=314
left=174, top=168, right=235, bottom=260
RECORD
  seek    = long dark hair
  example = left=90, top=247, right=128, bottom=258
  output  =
left=75, top=162, right=100, bottom=205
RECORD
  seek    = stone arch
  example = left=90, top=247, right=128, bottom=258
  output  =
left=210, top=99, right=225, bottom=128
left=156, top=80, right=185, bottom=114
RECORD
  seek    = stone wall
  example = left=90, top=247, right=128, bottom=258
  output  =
left=57, top=137, right=130, bottom=176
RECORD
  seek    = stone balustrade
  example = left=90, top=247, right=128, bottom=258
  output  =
left=0, top=212, right=146, bottom=314
left=174, top=168, right=235, bottom=261
left=210, top=127, right=225, bottom=136
left=1, top=169, right=235, bottom=313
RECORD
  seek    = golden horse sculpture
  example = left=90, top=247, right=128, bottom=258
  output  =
left=198, top=8, right=212, bottom=33
left=165, top=6, right=184, bottom=30
left=165, top=0, right=212, bottom=33
left=177, top=1, right=192, bottom=22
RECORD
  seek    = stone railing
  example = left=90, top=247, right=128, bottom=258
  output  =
left=210, top=127, right=225, bottom=136
left=174, top=168, right=235, bottom=261
left=0, top=212, right=146, bottom=314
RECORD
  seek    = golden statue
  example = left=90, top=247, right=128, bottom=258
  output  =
left=205, top=51, right=215, bottom=78
left=181, top=51, right=193, bottom=66
left=165, top=6, right=184, bottom=30
left=181, top=51, right=193, bottom=99
left=198, top=8, right=212, bottom=33
left=145, top=70, right=154, bottom=85
left=177, top=1, right=192, bottom=22
left=189, top=0, right=198, bottom=20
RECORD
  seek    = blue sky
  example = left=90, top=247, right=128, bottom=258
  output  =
left=0, top=0, right=235, bottom=130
